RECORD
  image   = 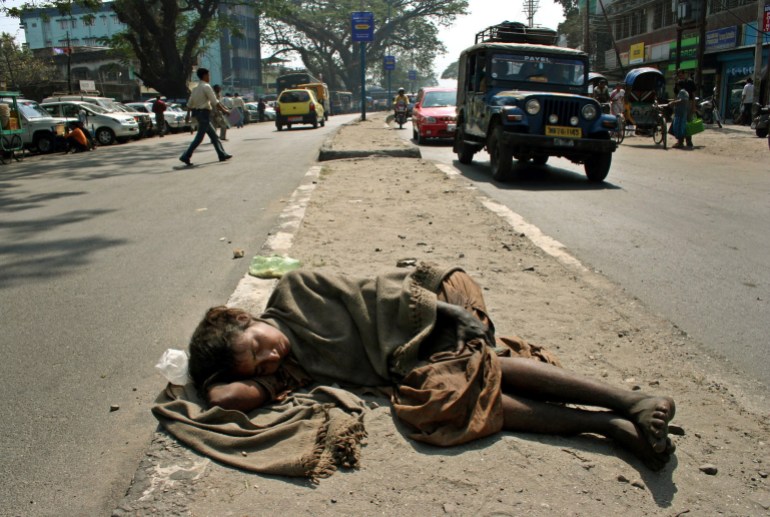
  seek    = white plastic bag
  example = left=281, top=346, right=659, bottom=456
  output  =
left=155, top=348, right=190, bottom=386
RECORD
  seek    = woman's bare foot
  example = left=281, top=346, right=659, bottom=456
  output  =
left=626, top=396, right=676, bottom=453
left=607, top=416, right=675, bottom=471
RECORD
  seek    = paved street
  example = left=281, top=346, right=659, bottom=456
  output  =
left=0, top=115, right=357, bottom=516
left=400, top=125, right=770, bottom=386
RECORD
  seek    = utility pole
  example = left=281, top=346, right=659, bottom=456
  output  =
left=66, top=30, right=72, bottom=93
left=387, top=0, right=391, bottom=104
left=523, top=0, right=539, bottom=28
left=752, top=0, right=767, bottom=104
left=695, top=0, right=707, bottom=97
left=583, top=0, right=590, bottom=56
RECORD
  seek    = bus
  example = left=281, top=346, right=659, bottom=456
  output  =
left=276, top=72, right=322, bottom=94
left=330, top=91, right=353, bottom=114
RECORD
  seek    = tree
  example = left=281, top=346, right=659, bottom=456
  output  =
left=441, top=60, right=458, bottom=80
left=106, top=0, right=228, bottom=99
left=0, top=33, right=58, bottom=91
left=260, top=0, right=468, bottom=93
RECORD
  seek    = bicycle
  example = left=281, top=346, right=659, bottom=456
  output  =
left=609, top=112, right=625, bottom=144
left=0, top=133, right=23, bottom=164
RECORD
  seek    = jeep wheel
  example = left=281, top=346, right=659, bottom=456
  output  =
left=455, top=127, right=475, bottom=164
left=532, top=155, right=549, bottom=166
left=488, top=124, right=513, bottom=181
left=34, top=133, right=54, bottom=154
left=584, top=152, right=612, bottom=182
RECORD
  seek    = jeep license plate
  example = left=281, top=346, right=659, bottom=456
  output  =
left=288, top=116, right=302, bottom=122
left=546, top=126, right=582, bottom=138
left=447, top=124, right=456, bottom=132
left=553, top=138, right=575, bottom=147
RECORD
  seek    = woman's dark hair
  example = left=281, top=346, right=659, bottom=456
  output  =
left=188, top=306, right=254, bottom=392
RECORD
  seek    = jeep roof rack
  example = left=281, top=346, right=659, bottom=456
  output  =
left=475, top=21, right=558, bottom=45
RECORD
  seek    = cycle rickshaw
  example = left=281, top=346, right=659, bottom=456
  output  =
left=624, top=67, right=667, bottom=150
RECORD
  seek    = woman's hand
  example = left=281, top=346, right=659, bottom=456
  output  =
left=436, top=301, right=495, bottom=352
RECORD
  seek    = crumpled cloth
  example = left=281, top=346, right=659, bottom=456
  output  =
left=152, top=383, right=366, bottom=481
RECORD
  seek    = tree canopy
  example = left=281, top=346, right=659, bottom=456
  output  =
left=0, top=33, right=57, bottom=91
left=260, top=0, right=468, bottom=93
left=2, top=0, right=468, bottom=97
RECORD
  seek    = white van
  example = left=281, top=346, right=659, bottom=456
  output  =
left=0, top=97, right=69, bottom=153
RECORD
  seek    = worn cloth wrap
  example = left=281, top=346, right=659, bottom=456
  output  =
left=153, top=263, right=560, bottom=477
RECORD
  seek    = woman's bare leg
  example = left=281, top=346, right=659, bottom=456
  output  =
left=499, top=357, right=675, bottom=453
left=501, top=394, right=674, bottom=471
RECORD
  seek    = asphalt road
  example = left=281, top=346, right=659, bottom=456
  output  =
left=400, top=127, right=770, bottom=388
left=0, top=114, right=357, bottom=516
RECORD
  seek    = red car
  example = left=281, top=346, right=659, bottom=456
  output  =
left=411, top=87, right=457, bottom=144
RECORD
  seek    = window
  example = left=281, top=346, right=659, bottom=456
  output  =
left=70, top=18, right=76, bottom=29
left=59, top=19, right=68, bottom=30
left=83, top=17, right=94, bottom=27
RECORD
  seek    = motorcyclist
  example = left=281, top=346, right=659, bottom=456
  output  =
left=393, top=88, right=409, bottom=111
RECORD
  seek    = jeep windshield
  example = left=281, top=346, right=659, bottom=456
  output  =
left=490, top=54, right=585, bottom=87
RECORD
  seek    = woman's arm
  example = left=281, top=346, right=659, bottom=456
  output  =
left=207, top=379, right=270, bottom=412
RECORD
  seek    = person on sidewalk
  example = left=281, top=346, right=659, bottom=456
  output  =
left=179, top=68, right=232, bottom=166
left=670, top=80, right=690, bottom=149
left=741, top=78, right=754, bottom=126
left=187, top=263, right=677, bottom=471
left=232, top=93, right=246, bottom=128
left=675, top=69, right=696, bottom=147
left=151, top=95, right=167, bottom=137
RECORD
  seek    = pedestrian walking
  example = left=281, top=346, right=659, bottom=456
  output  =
left=212, top=84, right=230, bottom=141
left=670, top=80, right=690, bottom=149
left=179, top=68, right=233, bottom=167
left=741, top=78, right=754, bottom=126
left=232, top=93, right=245, bottom=128
left=257, top=98, right=266, bottom=122
left=152, top=95, right=167, bottom=137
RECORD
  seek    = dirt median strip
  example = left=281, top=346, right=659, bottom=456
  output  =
left=116, top=113, right=770, bottom=517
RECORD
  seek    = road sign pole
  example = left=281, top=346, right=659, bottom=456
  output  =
left=360, top=42, right=367, bottom=121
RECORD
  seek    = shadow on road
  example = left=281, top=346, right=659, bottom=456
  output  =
left=452, top=159, right=622, bottom=192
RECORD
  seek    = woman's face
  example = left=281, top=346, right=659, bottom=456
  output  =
left=230, top=321, right=290, bottom=377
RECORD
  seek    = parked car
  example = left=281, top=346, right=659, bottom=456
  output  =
left=0, top=97, right=69, bottom=153
left=244, top=102, right=276, bottom=122
left=42, top=94, right=153, bottom=138
left=125, top=101, right=186, bottom=134
left=411, top=87, right=458, bottom=144
left=41, top=100, right=140, bottom=145
left=275, top=89, right=325, bottom=130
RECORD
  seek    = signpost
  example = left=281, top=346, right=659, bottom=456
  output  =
left=384, top=55, right=395, bottom=106
left=351, top=11, right=374, bottom=120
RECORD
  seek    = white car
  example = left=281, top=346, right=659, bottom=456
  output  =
left=125, top=101, right=186, bottom=134
left=0, top=97, right=69, bottom=153
left=42, top=95, right=153, bottom=138
left=41, top=100, right=140, bottom=145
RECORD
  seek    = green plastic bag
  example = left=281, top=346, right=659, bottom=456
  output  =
left=248, top=255, right=302, bottom=279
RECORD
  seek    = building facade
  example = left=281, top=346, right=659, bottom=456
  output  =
left=19, top=2, right=263, bottom=100
left=585, top=0, right=769, bottom=119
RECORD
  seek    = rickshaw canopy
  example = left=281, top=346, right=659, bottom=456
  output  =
left=623, top=67, right=665, bottom=92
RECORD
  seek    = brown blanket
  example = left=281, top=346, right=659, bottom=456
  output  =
left=152, top=383, right=366, bottom=481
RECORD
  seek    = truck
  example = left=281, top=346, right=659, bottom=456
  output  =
left=453, top=21, right=618, bottom=182
left=0, top=96, right=68, bottom=154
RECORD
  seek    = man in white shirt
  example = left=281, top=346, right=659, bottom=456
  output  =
left=180, top=68, right=232, bottom=166
left=741, top=78, right=754, bottom=126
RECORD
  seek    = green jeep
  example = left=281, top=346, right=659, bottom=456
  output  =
left=453, top=22, right=618, bottom=182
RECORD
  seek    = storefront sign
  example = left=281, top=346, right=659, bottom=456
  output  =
left=705, top=26, right=737, bottom=51
left=764, top=4, right=770, bottom=33
left=629, top=42, right=645, bottom=64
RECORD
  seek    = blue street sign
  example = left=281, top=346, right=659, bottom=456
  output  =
left=351, top=12, right=374, bottom=42
left=408, top=70, right=417, bottom=80
left=384, top=55, right=396, bottom=71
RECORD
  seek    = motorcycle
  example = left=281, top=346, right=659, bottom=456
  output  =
left=698, top=94, right=722, bottom=128
left=751, top=103, right=769, bottom=138
left=394, top=103, right=407, bottom=129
